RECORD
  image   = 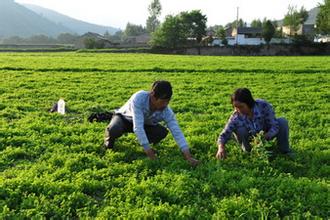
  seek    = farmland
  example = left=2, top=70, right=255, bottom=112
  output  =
left=0, top=53, right=329, bottom=218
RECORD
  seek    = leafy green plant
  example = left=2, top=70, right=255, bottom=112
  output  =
left=250, top=131, right=276, bottom=162
left=0, top=53, right=329, bottom=218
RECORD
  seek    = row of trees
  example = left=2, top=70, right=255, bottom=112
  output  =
left=316, top=0, right=330, bottom=34
left=150, top=10, right=207, bottom=48
left=102, top=0, right=329, bottom=46
left=149, top=0, right=330, bottom=48
left=1, top=33, right=79, bottom=44
left=102, top=0, right=162, bottom=42
left=1, top=0, right=329, bottom=48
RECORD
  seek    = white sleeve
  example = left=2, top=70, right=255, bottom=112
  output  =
left=131, top=98, right=150, bottom=150
left=164, top=108, right=189, bottom=151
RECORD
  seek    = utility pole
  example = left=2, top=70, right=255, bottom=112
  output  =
left=236, top=6, right=239, bottom=45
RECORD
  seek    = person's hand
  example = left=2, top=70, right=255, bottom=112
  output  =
left=216, top=144, right=226, bottom=160
left=182, top=149, right=200, bottom=166
left=144, top=148, right=157, bottom=160
left=187, top=157, right=200, bottom=166
left=264, top=132, right=272, bottom=141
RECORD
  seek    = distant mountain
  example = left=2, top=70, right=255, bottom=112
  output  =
left=0, top=0, right=119, bottom=38
left=23, top=3, right=119, bottom=35
left=304, top=7, right=320, bottom=25
left=0, top=0, right=72, bottom=38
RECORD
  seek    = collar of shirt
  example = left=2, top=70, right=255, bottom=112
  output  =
left=241, top=103, right=262, bottom=133
left=241, top=104, right=261, bottom=122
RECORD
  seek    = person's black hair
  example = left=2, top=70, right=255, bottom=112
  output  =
left=231, top=88, right=255, bottom=108
left=151, top=80, right=172, bottom=100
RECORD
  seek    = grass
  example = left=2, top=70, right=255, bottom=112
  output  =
left=0, top=52, right=329, bottom=219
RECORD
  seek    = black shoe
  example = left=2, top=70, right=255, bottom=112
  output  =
left=104, top=142, right=113, bottom=150
left=283, top=151, right=295, bottom=160
left=104, top=138, right=115, bottom=150
left=89, top=112, right=114, bottom=122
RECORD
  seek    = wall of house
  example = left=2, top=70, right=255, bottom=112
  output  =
left=168, top=44, right=330, bottom=56
left=227, top=35, right=264, bottom=45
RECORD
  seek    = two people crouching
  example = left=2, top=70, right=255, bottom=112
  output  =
left=104, top=81, right=293, bottom=166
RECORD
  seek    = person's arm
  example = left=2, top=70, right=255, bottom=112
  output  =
left=131, top=99, right=156, bottom=159
left=164, top=108, right=199, bottom=166
left=216, top=143, right=226, bottom=160
left=164, top=108, right=188, bottom=150
left=216, top=113, right=236, bottom=160
left=263, top=102, right=279, bottom=140
left=182, top=148, right=199, bottom=166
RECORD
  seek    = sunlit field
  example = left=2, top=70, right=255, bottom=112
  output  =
left=0, top=53, right=329, bottom=218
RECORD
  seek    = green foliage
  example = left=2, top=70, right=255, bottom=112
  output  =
left=151, top=10, right=207, bottom=48
left=213, top=25, right=227, bottom=45
left=262, top=20, right=276, bottom=44
left=83, top=38, right=105, bottom=49
left=2, top=35, right=57, bottom=44
left=225, top=19, right=245, bottom=29
left=250, top=131, right=277, bottom=163
left=124, top=22, right=147, bottom=38
left=1, top=33, right=79, bottom=45
left=298, top=7, right=309, bottom=24
left=146, top=0, right=162, bottom=33
left=180, top=10, right=207, bottom=44
left=251, top=19, right=263, bottom=28
left=316, top=0, right=330, bottom=34
left=215, top=26, right=226, bottom=40
left=283, top=5, right=309, bottom=36
left=0, top=53, right=329, bottom=218
left=57, top=33, right=79, bottom=44
left=150, top=15, right=187, bottom=48
left=106, top=30, right=124, bottom=42
left=292, top=34, right=313, bottom=45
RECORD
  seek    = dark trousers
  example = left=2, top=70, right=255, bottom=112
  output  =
left=104, top=114, right=168, bottom=148
left=234, top=117, right=291, bottom=153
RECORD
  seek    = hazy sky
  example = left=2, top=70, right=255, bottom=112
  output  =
left=15, top=0, right=322, bottom=29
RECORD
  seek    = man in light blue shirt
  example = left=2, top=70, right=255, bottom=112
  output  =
left=104, top=80, right=199, bottom=166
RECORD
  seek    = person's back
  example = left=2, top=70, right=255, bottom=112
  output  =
left=116, top=90, right=173, bottom=125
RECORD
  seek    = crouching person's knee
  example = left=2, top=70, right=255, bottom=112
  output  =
left=105, top=124, right=123, bottom=138
left=277, top=117, right=288, bottom=129
left=104, top=119, right=126, bottom=149
left=234, top=127, right=252, bottom=152
left=159, top=127, right=169, bottom=141
left=147, top=125, right=168, bottom=145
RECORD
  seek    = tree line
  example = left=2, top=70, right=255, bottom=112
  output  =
left=112, top=0, right=330, bottom=48
left=1, top=0, right=329, bottom=48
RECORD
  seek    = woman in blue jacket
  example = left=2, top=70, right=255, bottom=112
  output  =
left=216, top=88, right=294, bottom=159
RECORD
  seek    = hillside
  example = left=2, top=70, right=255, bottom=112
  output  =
left=0, top=0, right=118, bottom=38
left=0, top=0, right=72, bottom=37
left=23, top=3, right=119, bottom=35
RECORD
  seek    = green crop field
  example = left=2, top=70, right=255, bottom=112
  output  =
left=0, top=53, right=329, bottom=219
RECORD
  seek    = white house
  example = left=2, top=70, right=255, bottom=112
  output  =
left=231, top=27, right=265, bottom=45
left=211, top=27, right=265, bottom=46
left=211, top=26, right=294, bottom=46
left=281, top=7, right=319, bottom=37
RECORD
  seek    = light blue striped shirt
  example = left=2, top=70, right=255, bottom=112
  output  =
left=116, top=90, right=189, bottom=151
